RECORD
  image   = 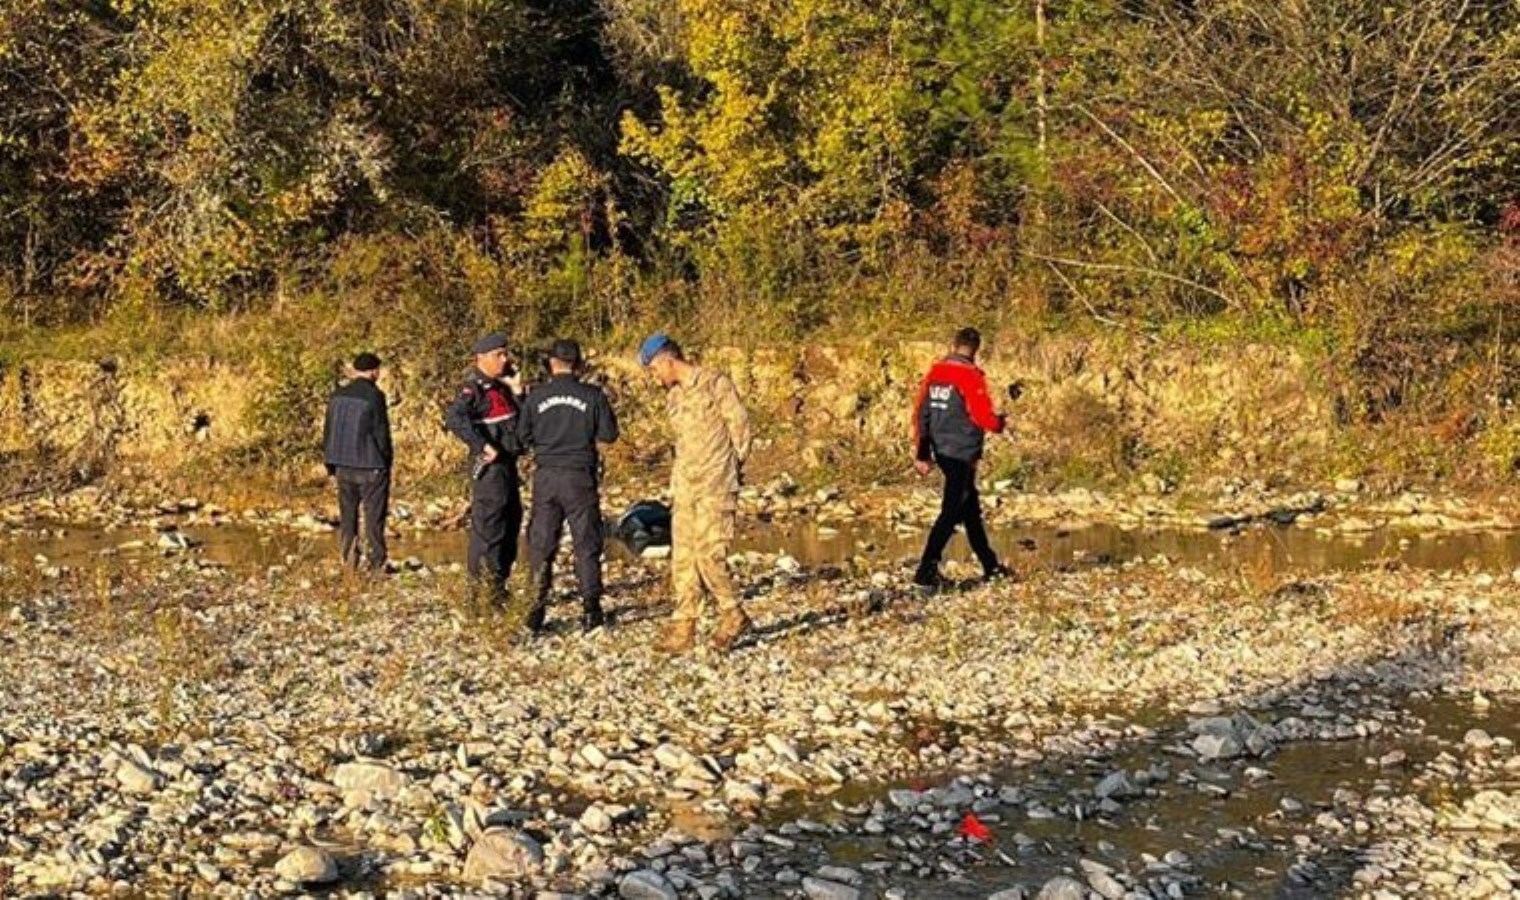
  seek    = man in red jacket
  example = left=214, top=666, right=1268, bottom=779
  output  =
left=912, top=327, right=1012, bottom=589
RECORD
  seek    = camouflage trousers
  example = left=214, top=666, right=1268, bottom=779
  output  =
left=671, top=491, right=740, bottom=622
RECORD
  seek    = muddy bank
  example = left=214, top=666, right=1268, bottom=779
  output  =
left=5, top=334, right=1515, bottom=508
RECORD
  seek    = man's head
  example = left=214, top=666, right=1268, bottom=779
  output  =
left=548, top=338, right=581, bottom=375
left=639, top=332, right=685, bottom=387
left=471, top=332, right=512, bottom=379
left=352, top=352, right=382, bottom=380
left=952, top=326, right=982, bottom=361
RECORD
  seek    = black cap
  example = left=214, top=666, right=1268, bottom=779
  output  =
left=352, top=352, right=382, bottom=372
left=472, top=332, right=509, bottom=355
left=549, top=339, right=582, bottom=365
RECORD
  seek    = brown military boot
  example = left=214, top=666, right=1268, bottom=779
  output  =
left=658, top=619, right=697, bottom=654
left=710, top=608, right=752, bottom=653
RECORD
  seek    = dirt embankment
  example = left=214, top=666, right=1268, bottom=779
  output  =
left=0, top=334, right=1505, bottom=508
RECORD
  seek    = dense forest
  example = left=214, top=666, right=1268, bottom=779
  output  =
left=1, top=2, right=1516, bottom=386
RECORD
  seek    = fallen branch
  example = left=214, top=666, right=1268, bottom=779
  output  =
left=1041, top=260, right=1162, bottom=344
left=1023, top=250, right=1245, bottom=312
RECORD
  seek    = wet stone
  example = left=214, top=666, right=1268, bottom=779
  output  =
left=802, top=876, right=862, bottom=900
left=1094, top=770, right=1141, bottom=801
left=619, top=868, right=678, bottom=900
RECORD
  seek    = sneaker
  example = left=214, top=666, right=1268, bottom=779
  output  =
left=982, top=563, right=1016, bottom=583
left=912, top=567, right=941, bottom=593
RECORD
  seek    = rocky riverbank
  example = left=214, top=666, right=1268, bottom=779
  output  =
left=2, top=538, right=1517, bottom=896
left=4, top=469, right=1517, bottom=548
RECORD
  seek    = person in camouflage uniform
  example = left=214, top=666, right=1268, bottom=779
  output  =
left=640, top=333, right=754, bottom=654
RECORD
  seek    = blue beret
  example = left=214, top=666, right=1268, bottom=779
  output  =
left=472, top=332, right=508, bottom=355
left=639, top=332, right=671, bottom=367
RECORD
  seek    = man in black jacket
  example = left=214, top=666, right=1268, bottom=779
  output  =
left=323, top=352, right=393, bottom=572
left=444, top=332, right=525, bottom=608
left=911, top=327, right=1012, bottom=589
left=518, top=339, right=619, bottom=634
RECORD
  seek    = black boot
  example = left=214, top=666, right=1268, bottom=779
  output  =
left=524, top=602, right=547, bottom=635
left=581, top=598, right=606, bottom=633
left=524, top=567, right=553, bottom=635
left=912, top=563, right=941, bottom=592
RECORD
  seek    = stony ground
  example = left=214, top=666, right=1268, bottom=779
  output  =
left=2, top=530, right=1518, bottom=898
left=5, top=472, right=1518, bottom=544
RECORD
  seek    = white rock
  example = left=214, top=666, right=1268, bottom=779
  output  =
left=116, top=758, right=162, bottom=794
left=802, top=876, right=861, bottom=900
left=816, top=866, right=862, bottom=885
left=764, top=734, right=801, bottom=762
left=619, top=868, right=679, bottom=900
left=1095, top=770, right=1141, bottom=800
left=274, top=847, right=339, bottom=884
left=1037, top=876, right=1089, bottom=900
left=654, top=743, right=699, bottom=771
left=463, top=828, right=544, bottom=881
left=580, top=805, right=614, bottom=834
left=1192, top=732, right=1245, bottom=761
left=332, top=762, right=408, bottom=799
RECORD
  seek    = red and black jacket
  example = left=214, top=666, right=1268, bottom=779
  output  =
left=913, top=354, right=1004, bottom=463
left=444, top=370, right=523, bottom=458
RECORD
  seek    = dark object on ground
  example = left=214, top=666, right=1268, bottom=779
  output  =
left=616, top=501, right=672, bottom=553
left=1007, top=382, right=1024, bottom=402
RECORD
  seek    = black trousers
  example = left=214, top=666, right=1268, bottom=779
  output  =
left=917, top=456, right=999, bottom=575
left=468, top=462, right=522, bottom=603
left=528, top=467, right=605, bottom=625
left=336, top=467, right=390, bottom=571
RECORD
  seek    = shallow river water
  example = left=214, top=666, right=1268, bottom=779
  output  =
left=6, top=518, right=1519, bottom=577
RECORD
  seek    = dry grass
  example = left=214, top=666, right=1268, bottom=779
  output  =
left=1327, top=578, right=1429, bottom=630
left=1234, top=537, right=1286, bottom=600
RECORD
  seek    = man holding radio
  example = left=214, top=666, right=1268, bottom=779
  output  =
left=445, top=331, right=525, bottom=608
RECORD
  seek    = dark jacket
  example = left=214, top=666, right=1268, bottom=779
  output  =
left=518, top=373, right=619, bottom=472
left=444, top=369, right=522, bottom=458
left=913, top=354, right=1004, bottom=463
left=323, top=378, right=392, bottom=470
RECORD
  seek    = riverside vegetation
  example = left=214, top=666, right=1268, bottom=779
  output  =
left=1, top=0, right=1517, bottom=501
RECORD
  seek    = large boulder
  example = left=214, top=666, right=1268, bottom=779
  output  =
left=273, top=847, right=339, bottom=884
left=463, top=828, right=545, bottom=882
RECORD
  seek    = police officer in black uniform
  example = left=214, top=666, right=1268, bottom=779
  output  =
left=444, top=332, right=524, bottom=607
left=518, top=339, right=619, bottom=633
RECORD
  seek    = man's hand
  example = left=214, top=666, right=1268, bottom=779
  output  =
left=913, top=459, right=932, bottom=477
left=481, top=444, right=500, bottom=464
left=502, top=370, right=525, bottom=396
